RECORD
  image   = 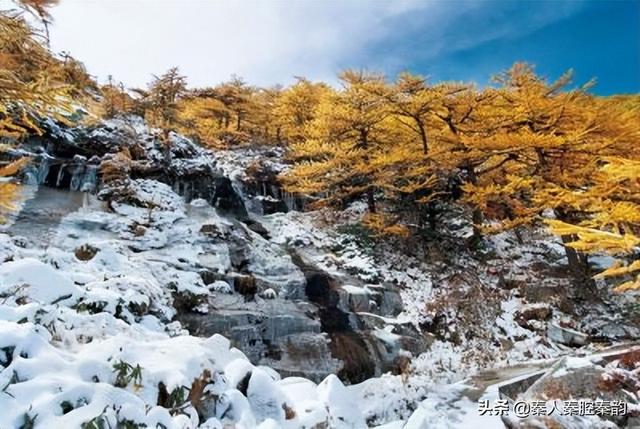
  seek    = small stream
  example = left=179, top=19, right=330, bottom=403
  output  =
left=4, top=185, right=91, bottom=247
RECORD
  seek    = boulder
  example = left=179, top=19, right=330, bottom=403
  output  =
left=548, top=323, right=588, bottom=347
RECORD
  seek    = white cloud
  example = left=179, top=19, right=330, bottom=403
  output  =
left=47, top=0, right=432, bottom=87
left=0, top=0, right=585, bottom=88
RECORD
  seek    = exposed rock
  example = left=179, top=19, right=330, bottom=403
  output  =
left=501, top=351, right=640, bottom=428
left=74, top=244, right=99, bottom=261
left=234, top=275, right=257, bottom=298
left=245, top=219, right=270, bottom=238
left=176, top=296, right=341, bottom=383
left=260, top=288, right=277, bottom=299
left=132, top=224, right=147, bottom=237
left=515, top=303, right=553, bottom=322
left=548, top=323, right=589, bottom=347
left=257, top=196, right=289, bottom=215
left=212, top=177, right=248, bottom=219
left=515, top=303, right=553, bottom=331
left=498, top=272, right=529, bottom=290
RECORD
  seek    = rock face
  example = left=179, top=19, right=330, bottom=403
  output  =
left=12, top=116, right=428, bottom=385
left=15, top=117, right=247, bottom=216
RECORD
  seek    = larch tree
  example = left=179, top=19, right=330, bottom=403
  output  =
left=273, top=77, right=330, bottom=145
left=282, top=70, right=392, bottom=214
left=16, top=0, right=59, bottom=47
left=457, top=63, right=638, bottom=273
left=177, top=89, right=231, bottom=147
left=546, top=156, right=640, bottom=290
left=0, top=10, right=71, bottom=220
left=133, top=67, right=187, bottom=143
left=214, top=75, right=254, bottom=133
left=249, top=86, right=283, bottom=144
left=101, top=76, right=134, bottom=119
left=389, top=73, right=466, bottom=155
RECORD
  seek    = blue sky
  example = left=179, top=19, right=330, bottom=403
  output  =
left=42, top=0, right=639, bottom=95
left=355, top=0, right=640, bottom=95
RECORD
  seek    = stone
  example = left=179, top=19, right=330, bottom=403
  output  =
left=212, top=176, right=248, bottom=219
left=245, top=219, right=270, bottom=238
left=74, top=244, right=99, bottom=261
left=498, top=272, right=528, bottom=290
left=132, top=225, right=147, bottom=237
left=234, top=275, right=257, bottom=298
left=260, top=288, right=277, bottom=299
left=515, top=303, right=552, bottom=330
left=200, top=223, right=224, bottom=238
left=260, top=198, right=289, bottom=215
left=547, top=323, right=588, bottom=347
left=515, top=303, right=552, bottom=322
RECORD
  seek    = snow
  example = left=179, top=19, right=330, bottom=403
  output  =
left=0, top=258, right=82, bottom=305
left=2, top=124, right=635, bottom=428
left=318, top=375, right=367, bottom=428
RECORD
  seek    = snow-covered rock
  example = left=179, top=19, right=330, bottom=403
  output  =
left=0, top=258, right=81, bottom=305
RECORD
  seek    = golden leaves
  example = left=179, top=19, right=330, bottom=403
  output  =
left=0, top=182, right=20, bottom=211
left=545, top=220, right=640, bottom=254
left=362, top=213, right=410, bottom=238
left=0, top=157, right=30, bottom=177
left=0, top=157, right=29, bottom=220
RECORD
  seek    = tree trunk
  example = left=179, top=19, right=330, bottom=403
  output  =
left=367, top=188, right=376, bottom=213
left=43, top=21, right=51, bottom=49
left=360, top=128, right=376, bottom=214
left=417, top=122, right=428, bottom=154
left=554, top=209, right=590, bottom=278
left=161, top=130, right=172, bottom=167
left=466, top=165, right=483, bottom=246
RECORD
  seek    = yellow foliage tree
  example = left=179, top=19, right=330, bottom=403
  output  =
left=282, top=70, right=393, bottom=214
left=546, top=157, right=640, bottom=290
left=0, top=10, right=73, bottom=220
left=101, top=75, right=134, bottom=119
left=272, top=77, right=330, bottom=145
left=448, top=63, right=637, bottom=255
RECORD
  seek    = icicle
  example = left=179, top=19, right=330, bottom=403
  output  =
left=70, top=164, right=85, bottom=191
left=80, top=165, right=98, bottom=192
left=81, top=192, right=89, bottom=211
left=22, top=157, right=51, bottom=186
left=56, top=163, right=66, bottom=187
left=37, top=158, right=51, bottom=185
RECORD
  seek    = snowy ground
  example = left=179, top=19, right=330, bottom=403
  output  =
left=0, top=123, right=637, bottom=428
left=0, top=178, right=516, bottom=428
